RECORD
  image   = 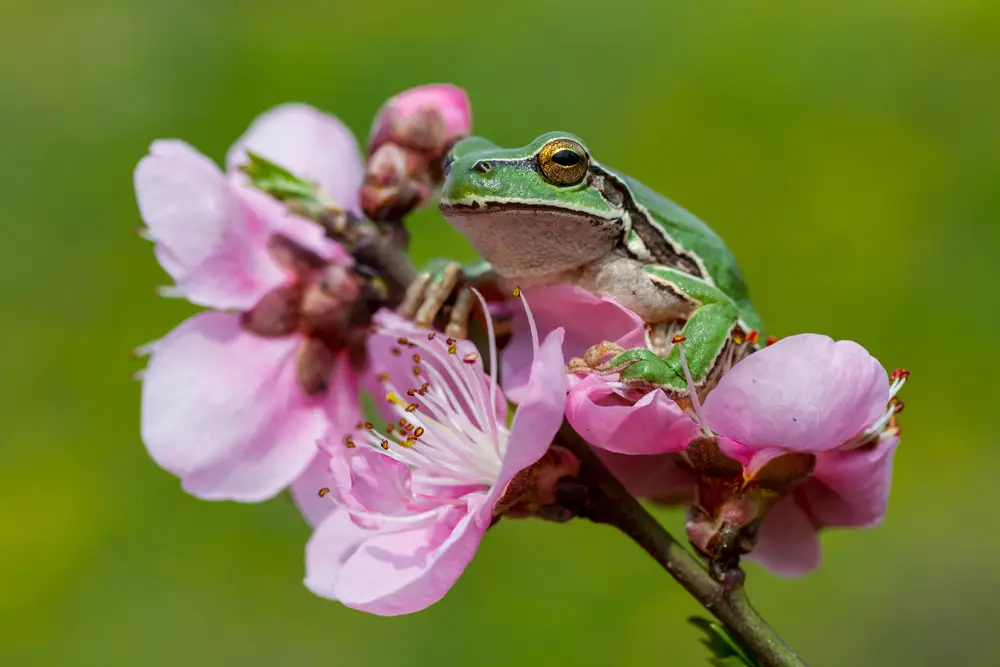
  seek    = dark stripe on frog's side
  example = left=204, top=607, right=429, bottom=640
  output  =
left=587, top=165, right=707, bottom=279
left=593, top=165, right=764, bottom=333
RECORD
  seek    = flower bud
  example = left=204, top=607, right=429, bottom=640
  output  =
left=368, top=84, right=472, bottom=159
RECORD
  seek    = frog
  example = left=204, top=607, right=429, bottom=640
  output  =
left=399, top=132, right=766, bottom=399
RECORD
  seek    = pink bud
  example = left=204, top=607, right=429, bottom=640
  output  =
left=368, top=84, right=472, bottom=157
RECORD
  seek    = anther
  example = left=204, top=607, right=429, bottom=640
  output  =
left=345, top=438, right=356, bottom=449
left=406, top=388, right=417, bottom=396
left=412, top=365, right=421, bottom=376
left=404, top=422, right=414, bottom=432
left=512, top=286, right=522, bottom=297
left=463, top=353, right=479, bottom=364
left=446, top=337, right=456, bottom=345
left=890, top=368, right=910, bottom=381
left=733, top=335, right=744, bottom=345
left=386, top=423, right=394, bottom=433
left=369, top=325, right=379, bottom=334
left=427, top=332, right=436, bottom=340
left=672, top=335, right=687, bottom=344
left=890, top=397, right=905, bottom=414
left=376, top=373, right=391, bottom=382
left=355, top=421, right=364, bottom=429
left=405, top=403, right=418, bottom=412
left=414, top=426, right=425, bottom=438
left=364, top=421, right=374, bottom=430
left=403, top=436, right=416, bottom=448
left=380, top=439, right=390, bottom=450
left=397, top=337, right=410, bottom=345
left=746, top=330, right=760, bottom=345
left=766, top=335, right=778, bottom=346
left=419, top=382, right=430, bottom=394
left=318, top=487, right=330, bottom=497
left=412, top=353, right=421, bottom=363
left=399, top=418, right=407, bottom=427
left=448, top=345, right=458, bottom=354
left=391, top=348, right=401, bottom=356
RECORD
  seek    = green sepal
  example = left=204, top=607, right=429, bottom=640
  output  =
left=688, top=617, right=761, bottom=667
left=238, top=151, right=326, bottom=219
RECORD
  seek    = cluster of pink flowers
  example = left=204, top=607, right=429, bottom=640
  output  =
left=134, top=85, right=907, bottom=616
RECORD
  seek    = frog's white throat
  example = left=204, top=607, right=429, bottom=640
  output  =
left=441, top=203, right=623, bottom=278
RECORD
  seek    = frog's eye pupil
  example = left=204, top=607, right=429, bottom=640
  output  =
left=551, top=149, right=581, bottom=166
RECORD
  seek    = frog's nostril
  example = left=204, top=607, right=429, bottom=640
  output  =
left=473, top=160, right=492, bottom=173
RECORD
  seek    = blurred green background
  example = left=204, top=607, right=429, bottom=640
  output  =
left=2, top=0, right=998, bottom=665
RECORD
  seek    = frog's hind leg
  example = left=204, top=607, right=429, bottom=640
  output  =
left=612, top=266, right=741, bottom=397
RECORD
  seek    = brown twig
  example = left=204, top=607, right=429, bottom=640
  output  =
left=554, top=422, right=808, bottom=667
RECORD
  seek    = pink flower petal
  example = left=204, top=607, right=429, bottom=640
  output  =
left=330, top=446, right=414, bottom=516
left=748, top=494, right=821, bottom=577
left=596, top=450, right=696, bottom=500
left=291, top=453, right=335, bottom=527
left=500, top=329, right=568, bottom=478
left=702, top=334, right=889, bottom=453
left=226, top=103, right=365, bottom=214
left=306, top=498, right=489, bottom=616
left=140, top=312, right=339, bottom=501
left=801, top=432, right=900, bottom=528
left=566, top=374, right=699, bottom=455
left=501, top=284, right=645, bottom=403
left=135, top=140, right=289, bottom=310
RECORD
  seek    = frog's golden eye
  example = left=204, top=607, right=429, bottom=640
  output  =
left=538, top=139, right=589, bottom=186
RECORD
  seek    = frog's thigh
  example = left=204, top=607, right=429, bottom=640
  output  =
left=584, top=256, right=694, bottom=323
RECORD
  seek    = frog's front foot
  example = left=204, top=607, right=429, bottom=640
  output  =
left=397, top=259, right=473, bottom=338
left=605, top=348, right=683, bottom=392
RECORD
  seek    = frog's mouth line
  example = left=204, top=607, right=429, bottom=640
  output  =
left=440, top=202, right=612, bottom=224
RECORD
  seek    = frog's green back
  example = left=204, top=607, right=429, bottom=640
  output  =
left=618, top=173, right=765, bottom=333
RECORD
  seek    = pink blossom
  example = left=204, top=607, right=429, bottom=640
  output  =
left=503, top=285, right=697, bottom=497
left=694, top=334, right=907, bottom=576
left=304, top=296, right=568, bottom=615
left=368, top=84, right=472, bottom=155
left=135, top=104, right=368, bottom=502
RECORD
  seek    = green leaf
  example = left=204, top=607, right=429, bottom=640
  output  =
left=238, top=151, right=325, bottom=218
left=688, top=617, right=761, bottom=667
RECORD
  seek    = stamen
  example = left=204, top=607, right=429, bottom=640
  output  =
left=766, top=335, right=778, bottom=346
left=448, top=345, right=457, bottom=354
left=889, top=368, right=909, bottom=399
left=380, top=438, right=390, bottom=450
left=131, top=339, right=160, bottom=358
left=463, top=353, right=479, bottom=364
left=745, top=330, right=760, bottom=345
left=414, top=426, right=425, bottom=438
left=513, top=285, right=540, bottom=358
left=405, top=403, right=419, bottom=412
left=412, top=353, right=421, bottom=363
left=673, top=335, right=708, bottom=433
left=427, top=332, right=436, bottom=340
left=391, top=348, right=401, bottom=356
left=397, top=337, right=410, bottom=345
left=376, top=373, right=390, bottom=382
left=470, top=288, right=499, bottom=427
left=318, top=487, right=330, bottom=497
left=156, top=285, right=185, bottom=299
